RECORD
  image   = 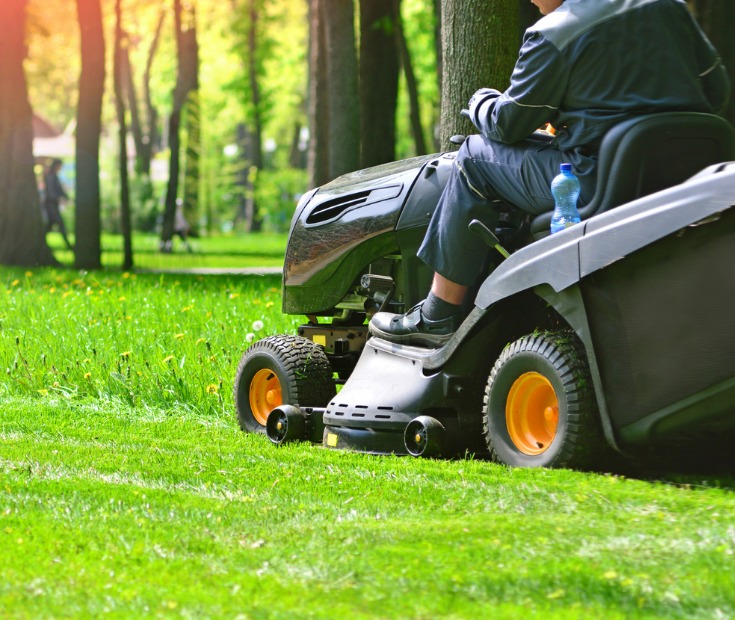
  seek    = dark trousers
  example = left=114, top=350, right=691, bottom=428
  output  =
left=417, top=134, right=597, bottom=286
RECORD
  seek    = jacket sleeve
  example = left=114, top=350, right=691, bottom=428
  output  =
left=695, top=35, right=730, bottom=115
left=472, top=31, right=569, bottom=144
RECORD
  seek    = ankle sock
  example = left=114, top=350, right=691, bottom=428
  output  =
left=422, top=292, right=461, bottom=321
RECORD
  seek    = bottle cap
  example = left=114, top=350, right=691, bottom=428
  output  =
left=560, top=163, right=572, bottom=173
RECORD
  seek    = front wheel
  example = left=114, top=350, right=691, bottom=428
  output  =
left=234, top=335, right=335, bottom=433
left=483, top=331, right=602, bottom=469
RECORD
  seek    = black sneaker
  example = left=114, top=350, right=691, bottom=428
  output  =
left=368, top=302, right=460, bottom=348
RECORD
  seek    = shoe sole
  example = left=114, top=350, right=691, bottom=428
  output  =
left=368, top=324, right=453, bottom=348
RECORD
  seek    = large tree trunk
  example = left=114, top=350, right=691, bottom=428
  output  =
left=323, top=0, right=360, bottom=178
left=359, top=0, right=400, bottom=167
left=0, top=0, right=56, bottom=266
left=691, top=0, right=735, bottom=126
left=114, top=0, right=133, bottom=270
left=307, top=0, right=330, bottom=188
left=439, top=0, right=518, bottom=148
left=519, top=0, right=539, bottom=43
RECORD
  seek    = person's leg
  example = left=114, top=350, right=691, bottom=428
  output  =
left=57, top=217, right=74, bottom=251
left=369, top=136, right=562, bottom=347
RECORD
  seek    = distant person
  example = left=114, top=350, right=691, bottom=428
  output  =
left=162, top=199, right=193, bottom=253
left=43, top=159, right=73, bottom=251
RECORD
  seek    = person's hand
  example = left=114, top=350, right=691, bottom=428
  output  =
left=465, top=88, right=502, bottom=133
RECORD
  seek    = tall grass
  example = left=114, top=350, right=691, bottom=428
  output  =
left=0, top=267, right=296, bottom=416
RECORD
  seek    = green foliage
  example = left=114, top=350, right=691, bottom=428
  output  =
left=254, top=167, right=308, bottom=233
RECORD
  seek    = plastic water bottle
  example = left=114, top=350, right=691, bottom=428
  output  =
left=550, top=163, right=581, bottom=234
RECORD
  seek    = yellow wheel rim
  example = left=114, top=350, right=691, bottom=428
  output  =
left=249, top=369, right=283, bottom=426
left=506, top=372, right=559, bottom=455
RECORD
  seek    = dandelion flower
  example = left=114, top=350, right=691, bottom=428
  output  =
left=206, top=384, right=218, bottom=395
left=25, top=271, right=33, bottom=278
left=245, top=333, right=255, bottom=343
left=84, top=372, right=91, bottom=380
left=265, top=301, right=274, bottom=309
left=120, top=351, right=132, bottom=358
left=252, top=320, right=264, bottom=332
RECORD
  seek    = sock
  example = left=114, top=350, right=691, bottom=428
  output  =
left=422, top=291, right=461, bottom=321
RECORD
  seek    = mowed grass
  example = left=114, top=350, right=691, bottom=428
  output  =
left=1, top=266, right=735, bottom=619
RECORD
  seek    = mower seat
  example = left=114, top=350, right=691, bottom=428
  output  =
left=529, top=112, right=735, bottom=239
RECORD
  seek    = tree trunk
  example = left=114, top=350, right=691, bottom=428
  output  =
left=0, top=0, right=56, bottom=266
left=691, top=0, right=735, bottom=126
left=244, top=0, right=263, bottom=232
left=183, top=90, right=201, bottom=236
left=142, top=9, right=166, bottom=175
left=439, top=0, right=518, bottom=149
left=324, top=0, right=360, bottom=178
left=394, top=0, right=427, bottom=156
left=161, top=0, right=196, bottom=246
left=359, top=0, right=400, bottom=167
left=114, top=0, right=133, bottom=270
left=307, top=0, right=330, bottom=188
left=74, top=0, right=105, bottom=270
left=122, top=41, right=145, bottom=176
left=519, top=0, right=539, bottom=44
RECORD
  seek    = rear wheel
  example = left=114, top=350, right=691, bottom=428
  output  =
left=234, top=335, right=335, bottom=433
left=483, top=331, right=602, bottom=469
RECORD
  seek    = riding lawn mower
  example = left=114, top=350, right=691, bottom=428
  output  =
left=233, top=111, right=735, bottom=469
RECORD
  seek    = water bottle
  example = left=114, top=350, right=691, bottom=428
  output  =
left=550, top=163, right=581, bottom=234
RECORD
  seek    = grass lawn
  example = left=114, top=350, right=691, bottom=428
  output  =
left=46, top=231, right=289, bottom=270
left=1, top=266, right=734, bottom=619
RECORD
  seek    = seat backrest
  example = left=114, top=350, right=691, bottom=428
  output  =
left=530, top=112, right=735, bottom=237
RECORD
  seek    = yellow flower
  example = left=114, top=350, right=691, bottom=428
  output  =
left=84, top=372, right=91, bottom=379
left=265, top=301, right=274, bottom=308
left=119, top=296, right=126, bottom=302
left=120, top=351, right=131, bottom=358
left=11, top=280, right=19, bottom=287
left=25, top=272, right=33, bottom=278
left=206, top=384, right=218, bottom=395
